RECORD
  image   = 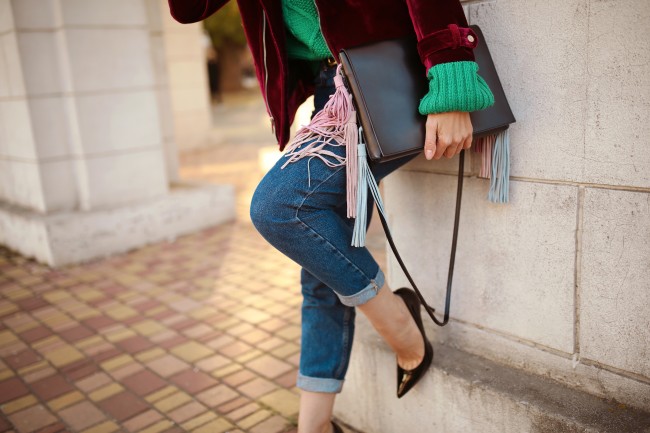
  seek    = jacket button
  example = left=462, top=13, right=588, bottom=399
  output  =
left=467, top=35, right=475, bottom=43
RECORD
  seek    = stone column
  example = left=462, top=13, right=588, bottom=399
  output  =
left=158, top=0, right=214, bottom=152
left=0, top=0, right=233, bottom=266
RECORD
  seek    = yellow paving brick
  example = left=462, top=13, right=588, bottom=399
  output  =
left=104, top=327, right=137, bottom=343
left=42, top=314, right=73, bottom=328
left=117, top=291, right=140, bottom=303
left=113, top=274, right=142, bottom=286
left=10, top=319, right=38, bottom=334
left=237, top=409, right=272, bottom=430
left=16, top=275, right=43, bottom=287
left=71, top=308, right=101, bottom=321
left=276, top=325, right=301, bottom=340
left=48, top=391, right=84, bottom=411
left=181, top=411, right=217, bottom=430
left=170, top=341, right=213, bottom=363
left=131, top=320, right=166, bottom=337
left=0, top=330, right=17, bottom=345
left=33, top=335, right=62, bottom=350
left=213, top=317, right=240, bottom=331
left=188, top=306, right=218, bottom=320
left=42, top=290, right=71, bottom=303
left=76, top=271, right=103, bottom=283
left=259, top=389, right=299, bottom=416
left=211, top=363, right=243, bottom=379
left=76, top=288, right=104, bottom=302
left=192, top=278, right=215, bottom=289
left=235, top=349, right=263, bottom=364
left=153, top=391, right=192, bottom=412
left=55, top=277, right=80, bottom=288
left=2, top=267, right=28, bottom=278
left=105, top=305, right=138, bottom=320
left=139, top=420, right=175, bottom=433
left=43, top=345, right=84, bottom=367
left=17, top=360, right=49, bottom=376
left=4, top=288, right=30, bottom=301
left=145, top=385, right=178, bottom=403
left=75, top=335, right=104, bottom=349
left=82, top=420, right=119, bottom=433
left=135, top=347, right=166, bottom=362
left=147, top=272, right=173, bottom=284
left=270, top=343, right=300, bottom=358
left=121, top=264, right=146, bottom=273
left=100, top=354, right=134, bottom=371
left=1, top=395, right=37, bottom=414
left=89, top=383, right=124, bottom=402
left=0, top=369, right=15, bottom=380
left=145, top=306, right=168, bottom=317
left=192, top=417, right=233, bottom=433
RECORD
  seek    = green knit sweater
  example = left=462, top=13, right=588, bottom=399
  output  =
left=281, top=0, right=494, bottom=114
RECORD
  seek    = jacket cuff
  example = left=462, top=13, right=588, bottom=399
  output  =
left=417, top=24, right=477, bottom=70
left=418, top=61, right=495, bottom=115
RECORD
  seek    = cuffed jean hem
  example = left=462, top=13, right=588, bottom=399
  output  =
left=297, top=373, right=344, bottom=393
left=336, top=268, right=385, bottom=307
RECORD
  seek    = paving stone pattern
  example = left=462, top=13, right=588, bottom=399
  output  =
left=0, top=95, right=376, bottom=432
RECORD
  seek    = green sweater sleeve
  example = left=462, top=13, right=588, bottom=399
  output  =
left=418, top=61, right=495, bottom=115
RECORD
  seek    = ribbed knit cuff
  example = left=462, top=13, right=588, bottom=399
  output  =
left=418, top=61, right=495, bottom=115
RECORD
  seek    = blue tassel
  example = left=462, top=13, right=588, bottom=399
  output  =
left=352, top=128, right=386, bottom=247
left=488, top=129, right=510, bottom=203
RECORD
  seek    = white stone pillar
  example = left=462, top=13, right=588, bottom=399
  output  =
left=159, top=0, right=213, bottom=152
left=0, top=0, right=233, bottom=266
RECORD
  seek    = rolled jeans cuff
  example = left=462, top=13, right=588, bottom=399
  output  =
left=336, top=268, right=385, bottom=307
left=297, top=373, right=344, bottom=393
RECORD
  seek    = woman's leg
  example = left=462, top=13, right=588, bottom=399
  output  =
left=250, top=64, right=424, bottom=432
left=298, top=391, right=336, bottom=433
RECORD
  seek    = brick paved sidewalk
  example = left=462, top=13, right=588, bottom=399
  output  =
left=0, top=95, right=379, bottom=433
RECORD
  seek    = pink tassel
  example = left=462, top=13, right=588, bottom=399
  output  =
left=281, top=65, right=359, bottom=219
left=345, top=117, right=358, bottom=218
left=473, top=135, right=495, bottom=179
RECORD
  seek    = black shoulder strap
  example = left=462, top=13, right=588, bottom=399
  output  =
left=376, top=149, right=464, bottom=326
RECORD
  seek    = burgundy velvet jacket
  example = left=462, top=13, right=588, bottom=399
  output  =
left=168, top=0, right=478, bottom=150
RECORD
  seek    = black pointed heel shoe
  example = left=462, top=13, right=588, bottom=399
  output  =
left=394, top=288, right=434, bottom=398
left=332, top=420, right=344, bottom=433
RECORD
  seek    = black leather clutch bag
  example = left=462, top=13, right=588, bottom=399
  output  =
left=339, top=25, right=515, bottom=162
left=338, top=25, right=515, bottom=326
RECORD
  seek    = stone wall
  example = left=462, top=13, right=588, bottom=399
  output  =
left=383, top=0, right=650, bottom=410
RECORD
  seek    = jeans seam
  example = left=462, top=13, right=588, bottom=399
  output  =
left=334, top=307, right=352, bottom=378
left=293, top=166, right=378, bottom=290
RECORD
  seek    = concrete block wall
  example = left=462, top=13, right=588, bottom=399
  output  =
left=380, top=0, right=650, bottom=412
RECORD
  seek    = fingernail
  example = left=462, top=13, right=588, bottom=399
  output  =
left=425, top=150, right=433, bottom=160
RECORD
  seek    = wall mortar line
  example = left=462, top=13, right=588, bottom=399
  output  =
left=574, top=186, right=585, bottom=363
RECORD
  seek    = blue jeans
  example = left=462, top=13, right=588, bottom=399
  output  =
left=250, top=65, right=418, bottom=393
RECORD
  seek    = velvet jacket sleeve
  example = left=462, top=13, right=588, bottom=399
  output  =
left=167, top=0, right=226, bottom=24
left=404, top=0, right=494, bottom=115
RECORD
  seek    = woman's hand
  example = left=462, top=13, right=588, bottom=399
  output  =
left=423, top=111, right=473, bottom=160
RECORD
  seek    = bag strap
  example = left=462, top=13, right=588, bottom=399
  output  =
left=374, top=149, right=465, bottom=327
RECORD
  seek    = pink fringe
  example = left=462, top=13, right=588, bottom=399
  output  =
left=281, top=65, right=359, bottom=218
left=473, top=135, right=496, bottom=178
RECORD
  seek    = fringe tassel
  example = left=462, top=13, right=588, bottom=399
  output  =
left=352, top=128, right=386, bottom=247
left=345, top=120, right=358, bottom=218
left=280, top=65, right=358, bottom=218
left=474, top=134, right=494, bottom=179
left=472, top=130, right=510, bottom=203
left=488, top=129, right=510, bottom=203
